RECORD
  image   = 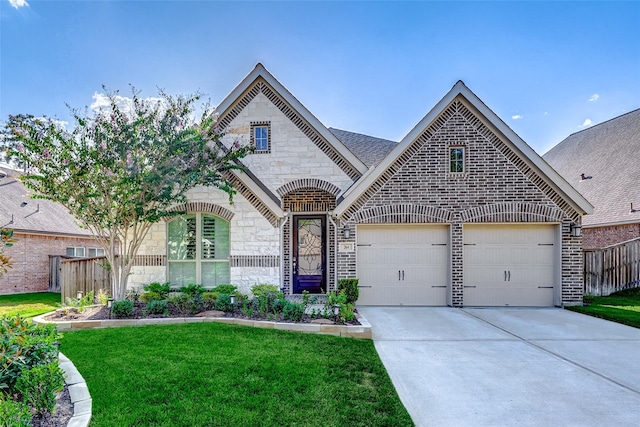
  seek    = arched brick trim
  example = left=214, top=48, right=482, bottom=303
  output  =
left=461, top=202, right=565, bottom=223
left=353, top=204, right=453, bottom=224
left=164, top=202, right=234, bottom=221
left=276, top=179, right=341, bottom=197
left=218, top=78, right=362, bottom=181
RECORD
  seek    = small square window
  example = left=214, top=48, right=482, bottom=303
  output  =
left=66, top=247, right=85, bottom=257
left=89, top=248, right=105, bottom=257
left=250, top=122, right=271, bottom=153
left=450, top=147, right=465, bottom=173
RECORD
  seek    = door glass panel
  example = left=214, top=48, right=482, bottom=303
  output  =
left=297, top=218, right=323, bottom=276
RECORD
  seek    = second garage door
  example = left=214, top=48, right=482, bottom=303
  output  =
left=356, top=225, right=449, bottom=306
left=463, top=224, right=557, bottom=306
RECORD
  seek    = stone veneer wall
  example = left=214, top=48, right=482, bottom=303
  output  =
left=338, top=98, right=583, bottom=306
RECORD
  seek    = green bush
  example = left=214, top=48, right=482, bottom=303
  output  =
left=251, top=283, right=279, bottom=298
left=583, top=294, right=596, bottom=304
left=97, top=288, right=110, bottom=306
left=180, top=284, right=206, bottom=297
left=0, top=398, right=32, bottom=427
left=211, top=284, right=237, bottom=294
left=215, top=294, right=234, bottom=312
left=15, top=362, right=65, bottom=416
left=202, top=292, right=219, bottom=310
left=338, top=278, right=359, bottom=304
left=168, top=294, right=203, bottom=316
left=146, top=300, right=168, bottom=315
left=140, top=291, right=162, bottom=304
left=112, top=300, right=134, bottom=318
left=125, top=288, right=142, bottom=303
left=283, top=301, right=305, bottom=322
left=0, top=316, right=61, bottom=393
left=143, top=282, right=172, bottom=298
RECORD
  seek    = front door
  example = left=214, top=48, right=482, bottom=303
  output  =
left=293, top=216, right=326, bottom=294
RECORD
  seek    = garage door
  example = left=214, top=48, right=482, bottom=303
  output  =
left=357, top=225, right=449, bottom=306
left=463, top=224, right=556, bottom=306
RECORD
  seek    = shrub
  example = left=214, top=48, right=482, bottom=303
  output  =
left=211, top=284, right=237, bottom=294
left=338, top=278, right=359, bottom=304
left=143, top=282, right=172, bottom=299
left=168, top=294, right=203, bottom=316
left=146, top=300, right=168, bottom=315
left=96, top=288, right=110, bottom=306
left=0, top=317, right=61, bottom=393
left=202, top=292, right=219, bottom=310
left=583, top=294, right=596, bottom=305
left=140, top=291, right=161, bottom=304
left=125, top=288, right=142, bottom=303
left=15, top=362, right=65, bottom=416
left=215, top=294, right=234, bottom=312
left=179, top=284, right=206, bottom=297
left=112, top=300, right=134, bottom=318
left=251, top=283, right=279, bottom=298
left=0, top=398, right=32, bottom=427
left=282, top=301, right=305, bottom=322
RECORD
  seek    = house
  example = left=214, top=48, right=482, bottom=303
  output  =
left=0, top=166, right=100, bottom=294
left=543, top=108, right=640, bottom=250
left=129, top=64, right=593, bottom=307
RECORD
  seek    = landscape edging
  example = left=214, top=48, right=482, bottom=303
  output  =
left=58, top=352, right=91, bottom=427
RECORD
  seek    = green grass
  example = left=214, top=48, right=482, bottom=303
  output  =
left=60, top=323, right=413, bottom=427
left=567, top=287, right=640, bottom=328
left=0, top=292, right=60, bottom=319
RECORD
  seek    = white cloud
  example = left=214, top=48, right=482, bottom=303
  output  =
left=543, top=112, right=549, bottom=116
left=8, top=0, right=29, bottom=9
left=511, top=115, right=523, bottom=120
left=588, top=94, right=599, bottom=102
left=581, top=119, right=593, bottom=127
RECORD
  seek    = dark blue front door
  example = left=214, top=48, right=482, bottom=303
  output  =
left=293, top=216, right=325, bottom=294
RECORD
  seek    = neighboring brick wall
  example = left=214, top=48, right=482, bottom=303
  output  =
left=583, top=223, right=640, bottom=249
left=340, top=98, right=583, bottom=307
left=0, top=233, right=96, bottom=295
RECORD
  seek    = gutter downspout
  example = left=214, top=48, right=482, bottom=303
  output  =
left=328, top=212, right=338, bottom=293
left=279, top=213, right=289, bottom=293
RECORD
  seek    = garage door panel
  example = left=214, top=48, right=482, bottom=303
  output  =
left=464, top=224, right=556, bottom=307
left=357, top=225, right=449, bottom=306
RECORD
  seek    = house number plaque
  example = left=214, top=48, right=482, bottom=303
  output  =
left=338, top=242, right=355, bottom=253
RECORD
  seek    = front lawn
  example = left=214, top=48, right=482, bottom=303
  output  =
left=567, top=287, right=640, bottom=328
left=60, top=323, right=413, bottom=427
left=0, top=292, right=60, bottom=319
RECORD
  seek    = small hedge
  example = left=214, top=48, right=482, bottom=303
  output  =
left=338, top=278, right=359, bottom=304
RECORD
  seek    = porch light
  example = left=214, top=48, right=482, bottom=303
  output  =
left=570, top=223, right=582, bottom=237
left=107, top=298, right=114, bottom=309
left=343, top=226, right=350, bottom=239
left=333, top=304, right=340, bottom=318
left=76, top=291, right=83, bottom=300
left=230, top=294, right=236, bottom=305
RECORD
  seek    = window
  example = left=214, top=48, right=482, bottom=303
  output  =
left=450, top=147, right=465, bottom=173
left=250, top=122, right=271, bottom=153
left=66, top=247, right=85, bottom=257
left=167, top=213, right=230, bottom=287
left=88, top=248, right=105, bottom=257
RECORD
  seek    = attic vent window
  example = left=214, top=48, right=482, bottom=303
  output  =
left=250, top=122, right=271, bottom=153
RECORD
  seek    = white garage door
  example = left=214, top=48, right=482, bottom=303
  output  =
left=463, top=224, right=556, bottom=306
left=357, top=225, right=449, bottom=306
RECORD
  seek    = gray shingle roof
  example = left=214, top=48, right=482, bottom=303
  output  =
left=543, top=108, right=640, bottom=227
left=328, top=128, right=397, bottom=168
left=0, top=166, right=92, bottom=237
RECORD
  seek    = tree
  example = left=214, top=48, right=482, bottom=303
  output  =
left=0, top=228, right=16, bottom=277
left=2, top=88, right=251, bottom=300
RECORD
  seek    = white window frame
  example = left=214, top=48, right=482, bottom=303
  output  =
left=449, top=146, right=465, bottom=174
left=250, top=122, right=271, bottom=153
left=66, top=247, right=85, bottom=257
left=88, top=248, right=105, bottom=258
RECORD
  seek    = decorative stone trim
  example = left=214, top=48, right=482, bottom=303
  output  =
left=460, top=202, right=565, bottom=223
left=33, top=312, right=371, bottom=339
left=58, top=352, right=92, bottom=427
left=353, top=204, right=453, bottom=224
left=250, top=121, right=271, bottom=153
left=230, top=255, right=279, bottom=268
left=218, top=78, right=362, bottom=181
left=225, top=172, right=279, bottom=227
left=165, top=202, right=234, bottom=221
left=276, top=179, right=342, bottom=197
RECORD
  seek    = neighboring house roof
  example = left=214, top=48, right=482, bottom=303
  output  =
left=543, top=108, right=640, bottom=228
left=0, top=166, right=92, bottom=237
left=328, top=128, right=398, bottom=168
left=336, top=80, right=594, bottom=218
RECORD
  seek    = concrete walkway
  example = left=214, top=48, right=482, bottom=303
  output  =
left=359, top=307, right=640, bottom=427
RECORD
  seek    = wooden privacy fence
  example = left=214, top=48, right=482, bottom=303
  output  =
left=57, top=256, right=112, bottom=303
left=584, top=238, right=640, bottom=296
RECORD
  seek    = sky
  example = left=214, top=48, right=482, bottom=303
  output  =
left=1, top=1, right=639, bottom=155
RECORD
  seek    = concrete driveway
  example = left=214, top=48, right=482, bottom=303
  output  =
left=359, top=307, right=640, bottom=427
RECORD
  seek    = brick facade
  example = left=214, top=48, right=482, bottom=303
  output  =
left=338, top=99, right=583, bottom=306
left=0, top=233, right=96, bottom=295
left=583, top=223, right=640, bottom=249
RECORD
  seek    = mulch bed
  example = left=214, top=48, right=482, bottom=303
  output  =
left=29, top=385, right=72, bottom=427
